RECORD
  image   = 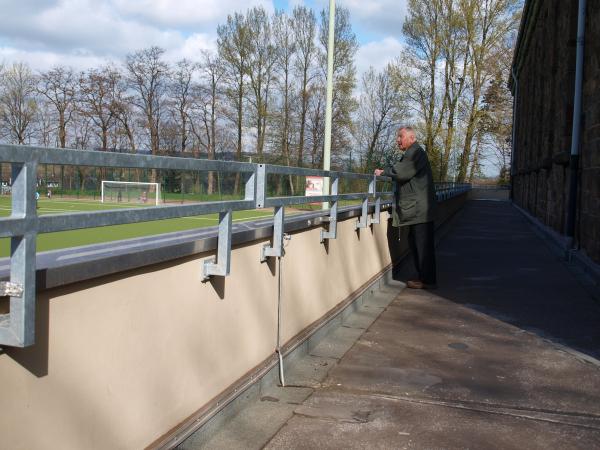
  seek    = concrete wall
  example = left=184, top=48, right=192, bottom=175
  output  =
left=0, top=197, right=465, bottom=449
left=512, top=0, right=600, bottom=263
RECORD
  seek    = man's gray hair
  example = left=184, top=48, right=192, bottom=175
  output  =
left=397, top=126, right=416, bottom=137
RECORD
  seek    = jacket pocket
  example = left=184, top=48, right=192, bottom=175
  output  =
left=400, top=196, right=417, bottom=222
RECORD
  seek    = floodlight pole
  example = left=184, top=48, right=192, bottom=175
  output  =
left=322, top=0, right=335, bottom=209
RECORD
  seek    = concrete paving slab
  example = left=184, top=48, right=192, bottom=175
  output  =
left=325, top=289, right=600, bottom=415
left=179, top=386, right=313, bottom=450
left=265, top=389, right=600, bottom=450
left=309, top=326, right=366, bottom=359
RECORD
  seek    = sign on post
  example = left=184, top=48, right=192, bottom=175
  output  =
left=305, top=176, right=323, bottom=198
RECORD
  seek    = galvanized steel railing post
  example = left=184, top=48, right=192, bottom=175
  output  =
left=320, top=176, right=339, bottom=242
left=0, top=161, right=38, bottom=347
left=255, top=164, right=266, bottom=209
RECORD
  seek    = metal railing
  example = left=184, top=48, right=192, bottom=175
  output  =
left=0, top=144, right=471, bottom=347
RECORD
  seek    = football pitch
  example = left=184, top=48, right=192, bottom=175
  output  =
left=0, top=196, right=278, bottom=258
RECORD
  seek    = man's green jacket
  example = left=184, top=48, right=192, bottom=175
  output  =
left=383, top=142, right=436, bottom=227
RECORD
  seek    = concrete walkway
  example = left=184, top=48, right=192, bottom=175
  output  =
left=182, top=200, right=600, bottom=449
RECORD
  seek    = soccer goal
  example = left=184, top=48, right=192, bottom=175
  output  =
left=101, top=181, right=161, bottom=205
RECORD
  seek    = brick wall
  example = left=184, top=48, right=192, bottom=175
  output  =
left=512, top=0, right=599, bottom=263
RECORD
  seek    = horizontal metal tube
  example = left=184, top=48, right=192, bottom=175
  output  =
left=37, top=200, right=256, bottom=233
left=0, top=145, right=256, bottom=173
left=265, top=193, right=392, bottom=208
left=265, top=164, right=390, bottom=181
left=0, top=217, right=27, bottom=237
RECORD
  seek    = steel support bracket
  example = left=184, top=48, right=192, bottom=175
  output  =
left=202, top=210, right=233, bottom=281
left=261, top=206, right=285, bottom=262
left=320, top=177, right=339, bottom=242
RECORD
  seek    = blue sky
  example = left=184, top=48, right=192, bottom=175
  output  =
left=0, top=0, right=407, bottom=75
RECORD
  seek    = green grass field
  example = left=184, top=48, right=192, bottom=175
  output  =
left=0, top=196, right=276, bottom=257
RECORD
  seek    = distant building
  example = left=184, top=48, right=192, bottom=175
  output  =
left=510, top=0, right=599, bottom=264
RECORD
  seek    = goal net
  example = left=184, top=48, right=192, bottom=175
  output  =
left=101, top=181, right=161, bottom=205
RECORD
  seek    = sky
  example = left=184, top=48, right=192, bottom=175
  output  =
left=0, top=0, right=407, bottom=76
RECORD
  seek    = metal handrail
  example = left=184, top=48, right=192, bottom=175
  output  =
left=0, top=144, right=471, bottom=347
left=0, top=144, right=393, bottom=347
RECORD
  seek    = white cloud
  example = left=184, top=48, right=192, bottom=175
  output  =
left=0, top=0, right=230, bottom=71
left=312, top=0, right=408, bottom=38
left=112, top=0, right=275, bottom=27
left=0, top=46, right=107, bottom=72
left=355, top=37, right=404, bottom=78
left=0, top=0, right=406, bottom=76
left=164, top=34, right=217, bottom=63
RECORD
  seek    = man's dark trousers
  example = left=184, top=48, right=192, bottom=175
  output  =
left=407, top=221, right=436, bottom=285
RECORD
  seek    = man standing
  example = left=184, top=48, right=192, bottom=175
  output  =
left=375, top=126, right=437, bottom=289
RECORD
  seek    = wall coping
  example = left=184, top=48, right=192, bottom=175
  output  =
left=0, top=204, right=391, bottom=291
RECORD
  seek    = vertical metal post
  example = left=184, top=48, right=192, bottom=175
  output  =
left=320, top=176, right=339, bottom=242
left=322, top=0, right=335, bottom=209
left=566, top=0, right=587, bottom=240
left=202, top=210, right=233, bottom=280
left=255, top=164, right=266, bottom=209
left=0, top=161, right=38, bottom=347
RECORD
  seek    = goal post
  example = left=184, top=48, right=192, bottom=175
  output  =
left=101, top=181, right=161, bottom=205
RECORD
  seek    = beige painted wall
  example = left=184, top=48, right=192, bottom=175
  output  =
left=0, top=212, right=395, bottom=450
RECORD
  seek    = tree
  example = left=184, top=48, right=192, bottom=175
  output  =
left=246, top=6, right=276, bottom=159
left=292, top=6, right=318, bottom=167
left=439, top=0, right=469, bottom=180
left=78, top=65, right=120, bottom=150
left=456, top=0, right=520, bottom=182
left=273, top=9, right=297, bottom=193
left=126, top=46, right=169, bottom=157
left=191, top=50, right=225, bottom=195
left=481, top=69, right=513, bottom=182
left=110, top=75, right=138, bottom=153
left=38, top=66, right=77, bottom=148
left=403, top=0, right=446, bottom=177
left=169, top=59, right=197, bottom=153
left=0, top=62, right=38, bottom=145
left=354, top=64, right=407, bottom=173
left=218, top=12, right=250, bottom=194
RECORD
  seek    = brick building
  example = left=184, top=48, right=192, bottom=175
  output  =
left=511, top=0, right=600, bottom=264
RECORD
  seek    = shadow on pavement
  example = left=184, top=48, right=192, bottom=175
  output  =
left=393, top=200, right=600, bottom=361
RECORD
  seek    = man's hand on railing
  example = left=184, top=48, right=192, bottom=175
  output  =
left=374, top=168, right=384, bottom=176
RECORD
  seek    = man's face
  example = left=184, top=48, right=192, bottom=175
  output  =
left=396, top=130, right=414, bottom=151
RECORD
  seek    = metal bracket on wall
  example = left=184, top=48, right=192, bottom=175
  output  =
left=261, top=206, right=285, bottom=262
left=202, top=169, right=258, bottom=280
left=320, top=177, right=339, bottom=242
left=355, top=177, right=374, bottom=230
left=202, top=210, right=233, bottom=281
left=368, top=177, right=381, bottom=226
